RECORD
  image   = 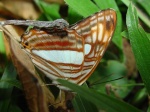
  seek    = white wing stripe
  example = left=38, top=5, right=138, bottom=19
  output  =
left=33, top=50, right=84, bottom=65
left=84, top=44, right=91, bottom=55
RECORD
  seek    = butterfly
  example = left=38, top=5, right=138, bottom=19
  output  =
left=10, top=9, right=116, bottom=89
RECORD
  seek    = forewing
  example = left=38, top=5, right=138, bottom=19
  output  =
left=71, top=9, right=117, bottom=85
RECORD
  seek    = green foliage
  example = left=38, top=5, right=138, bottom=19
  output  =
left=58, top=79, right=141, bottom=112
left=63, top=0, right=149, bottom=111
left=122, top=0, right=150, bottom=27
left=35, top=0, right=61, bottom=20
left=126, top=3, right=150, bottom=94
left=72, top=94, right=98, bottom=112
left=88, top=60, right=134, bottom=98
left=0, top=62, right=22, bottom=112
left=1, top=0, right=150, bottom=112
left=0, top=32, right=7, bottom=71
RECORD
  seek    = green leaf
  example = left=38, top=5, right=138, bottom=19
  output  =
left=131, top=88, right=147, bottom=105
left=121, top=30, right=129, bottom=39
left=122, top=0, right=150, bottom=28
left=126, top=3, right=150, bottom=94
left=147, top=106, right=150, bottom=112
left=0, top=62, right=18, bottom=112
left=0, top=79, right=22, bottom=90
left=35, top=0, right=61, bottom=20
left=67, top=7, right=83, bottom=24
left=58, top=79, right=141, bottom=112
left=137, top=0, right=150, bottom=16
left=72, top=94, right=98, bottom=112
left=64, top=0, right=99, bottom=17
left=88, top=60, right=133, bottom=98
left=0, top=31, right=7, bottom=67
left=0, top=31, right=6, bottom=56
left=146, top=33, right=150, bottom=40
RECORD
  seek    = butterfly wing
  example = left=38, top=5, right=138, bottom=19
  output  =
left=21, top=9, right=116, bottom=88
left=21, top=28, right=85, bottom=85
left=70, top=9, right=116, bottom=85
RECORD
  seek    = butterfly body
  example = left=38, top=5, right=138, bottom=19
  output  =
left=20, top=9, right=116, bottom=89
